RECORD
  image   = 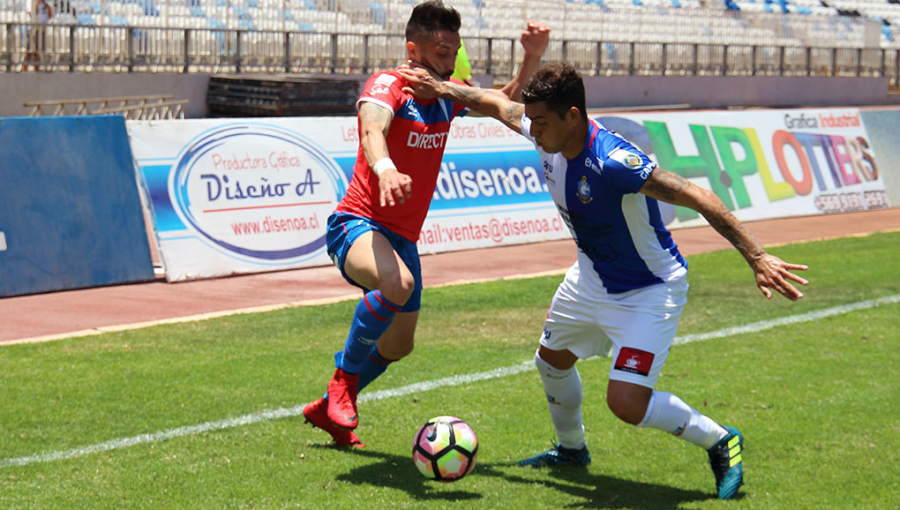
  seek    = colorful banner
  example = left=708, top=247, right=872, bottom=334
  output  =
left=128, top=116, right=565, bottom=282
left=417, top=120, right=568, bottom=253
left=130, top=106, right=891, bottom=282
left=594, top=108, right=890, bottom=228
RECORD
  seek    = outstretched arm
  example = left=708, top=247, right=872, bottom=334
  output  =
left=640, top=168, right=809, bottom=300
left=498, top=21, right=550, bottom=101
left=399, top=67, right=525, bottom=134
left=358, top=101, right=412, bottom=207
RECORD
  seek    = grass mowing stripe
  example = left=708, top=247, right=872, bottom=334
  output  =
left=3, top=293, right=897, bottom=469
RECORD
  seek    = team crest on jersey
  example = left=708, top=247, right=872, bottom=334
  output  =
left=577, top=175, right=593, bottom=204
left=610, top=148, right=643, bottom=169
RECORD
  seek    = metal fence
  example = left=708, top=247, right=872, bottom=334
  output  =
left=23, top=94, right=187, bottom=117
left=3, top=21, right=899, bottom=86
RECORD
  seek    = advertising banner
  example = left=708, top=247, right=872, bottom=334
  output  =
left=130, top=106, right=891, bottom=282
left=129, top=116, right=565, bottom=282
left=416, top=118, right=568, bottom=253
left=594, top=108, right=890, bottom=229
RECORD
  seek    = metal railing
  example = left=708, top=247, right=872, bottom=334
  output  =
left=24, top=93, right=173, bottom=115
left=3, top=22, right=898, bottom=86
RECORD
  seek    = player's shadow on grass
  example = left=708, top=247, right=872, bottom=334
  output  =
left=486, top=462, right=726, bottom=509
left=335, top=448, right=483, bottom=502
left=336, top=448, right=720, bottom=508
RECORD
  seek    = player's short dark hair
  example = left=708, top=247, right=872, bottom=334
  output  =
left=522, top=62, right=588, bottom=121
left=406, top=0, right=461, bottom=43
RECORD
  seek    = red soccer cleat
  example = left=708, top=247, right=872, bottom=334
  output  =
left=326, top=368, right=360, bottom=429
left=303, top=397, right=365, bottom=448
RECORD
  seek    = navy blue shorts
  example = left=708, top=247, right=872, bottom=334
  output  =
left=326, top=211, right=422, bottom=313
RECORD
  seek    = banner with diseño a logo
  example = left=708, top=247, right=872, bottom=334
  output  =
left=130, top=120, right=350, bottom=282
left=129, top=107, right=891, bottom=283
left=130, top=116, right=568, bottom=282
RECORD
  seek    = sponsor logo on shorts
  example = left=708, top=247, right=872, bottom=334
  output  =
left=613, top=347, right=654, bottom=377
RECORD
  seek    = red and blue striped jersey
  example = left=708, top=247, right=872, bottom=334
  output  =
left=336, top=70, right=468, bottom=242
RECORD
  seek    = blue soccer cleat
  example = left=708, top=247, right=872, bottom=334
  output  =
left=707, top=426, right=744, bottom=499
left=518, top=442, right=591, bottom=468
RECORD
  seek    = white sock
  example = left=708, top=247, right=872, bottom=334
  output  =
left=638, top=391, right=727, bottom=450
left=535, top=351, right=585, bottom=450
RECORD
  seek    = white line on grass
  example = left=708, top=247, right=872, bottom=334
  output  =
left=2, top=294, right=898, bottom=469
left=674, top=293, right=900, bottom=345
left=0, top=362, right=534, bottom=469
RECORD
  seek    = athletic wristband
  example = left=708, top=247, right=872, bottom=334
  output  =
left=372, top=158, right=397, bottom=177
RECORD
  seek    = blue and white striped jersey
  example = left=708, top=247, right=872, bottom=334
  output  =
left=521, top=115, right=687, bottom=294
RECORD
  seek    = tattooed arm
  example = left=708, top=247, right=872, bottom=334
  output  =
left=442, top=85, right=526, bottom=133
left=359, top=101, right=411, bottom=207
left=640, top=168, right=809, bottom=300
left=359, top=102, right=392, bottom=165
left=398, top=67, right=526, bottom=134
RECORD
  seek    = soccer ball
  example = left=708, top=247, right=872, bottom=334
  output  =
left=412, top=416, right=478, bottom=482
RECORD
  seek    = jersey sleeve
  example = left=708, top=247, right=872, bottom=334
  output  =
left=520, top=115, right=536, bottom=146
left=357, top=72, right=405, bottom=115
left=602, top=144, right=657, bottom=194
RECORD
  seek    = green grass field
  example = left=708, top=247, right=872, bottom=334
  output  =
left=2, top=232, right=898, bottom=509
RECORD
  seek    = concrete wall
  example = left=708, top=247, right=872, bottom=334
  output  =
left=477, top=74, right=900, bottom=110
left=1, top=72, right=899, bottom=119
left=0, top=73, right=211, bottom=118
left=580, top=75, right=898, bottom=110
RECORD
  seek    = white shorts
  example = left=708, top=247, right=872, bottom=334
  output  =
left=540, top=262, right=689, bottom=388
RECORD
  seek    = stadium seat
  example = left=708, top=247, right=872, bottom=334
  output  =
left=0, top=0, right=887, bottom=73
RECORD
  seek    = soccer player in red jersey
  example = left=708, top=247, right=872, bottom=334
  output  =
left=302, top=0, right=550, bottom=448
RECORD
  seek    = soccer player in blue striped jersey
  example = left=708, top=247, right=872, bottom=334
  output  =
left=399, top=62, right=809, bottom=500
